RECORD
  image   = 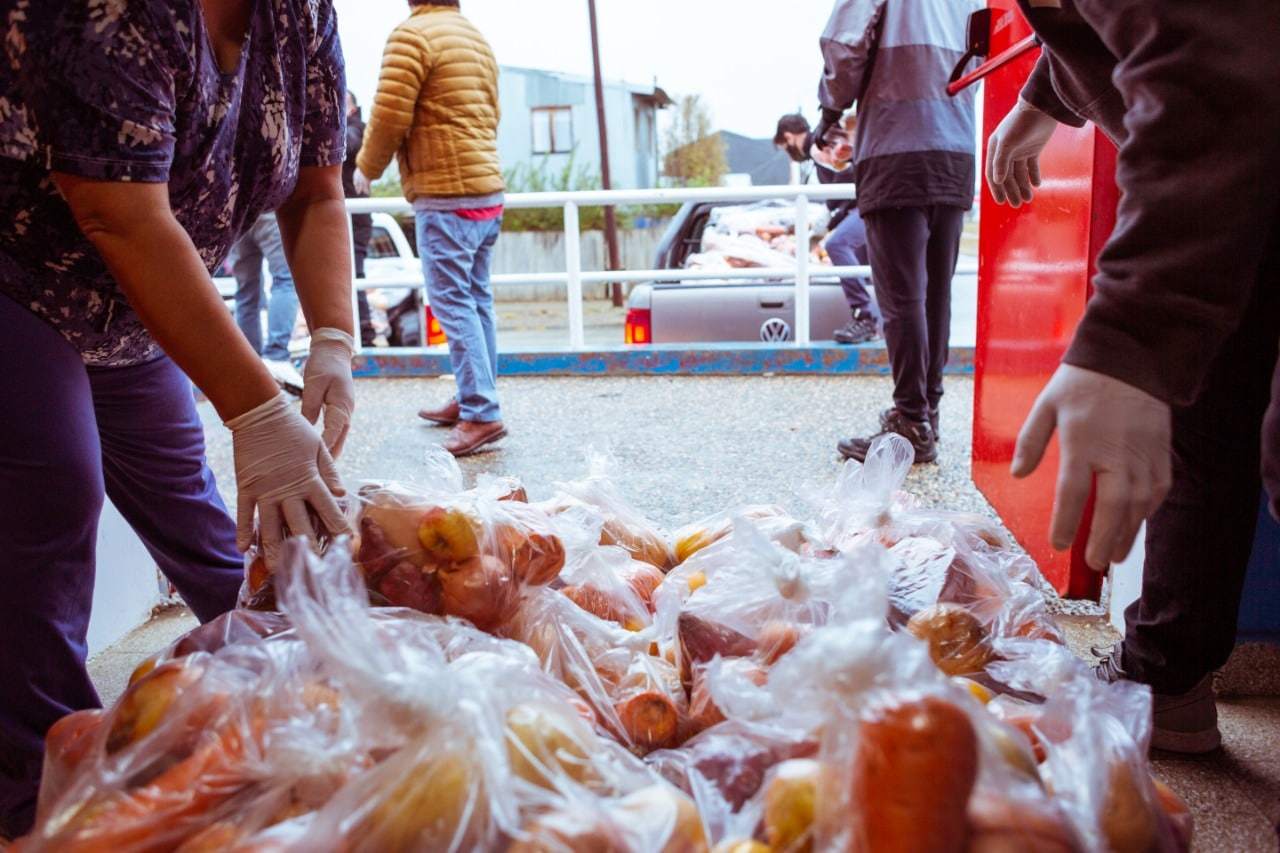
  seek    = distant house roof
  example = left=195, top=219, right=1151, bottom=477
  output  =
left=500, top=65, right=670, bottom=107
left=719, top=131, right=792, bottom=186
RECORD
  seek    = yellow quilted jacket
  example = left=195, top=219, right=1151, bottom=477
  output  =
left=356, top=5, right=503, bottom=201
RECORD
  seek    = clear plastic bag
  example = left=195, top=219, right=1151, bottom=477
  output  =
left=672, top=505, right=809, bottom=566
left=20, top=632, right=368, bottom=851
left=559, top=541, right=664, bottom=632
left=349, top=477, right=569, bottom=630
left=987, top=642, right=1190, bottom=853
left=544, top=454, right=675, bottom=572
left=508, top=588, right=691, bottom=755
left=667, top=520, right=870, bottom=684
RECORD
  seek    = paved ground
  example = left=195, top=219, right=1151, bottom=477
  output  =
left=86, top=375, right=1278, bottom=851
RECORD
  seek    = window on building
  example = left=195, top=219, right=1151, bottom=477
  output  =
left=532, top=106, right=574, bottom=154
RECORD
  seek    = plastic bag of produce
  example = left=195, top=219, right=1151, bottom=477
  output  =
left=543, top=453, right=675, bottom=572
left=684, top=552, right=1086, bottom=853
left=672, top=505, right=810, bottom=566
left=19, top=623, right=368, bottom=851
left=278, top=540, right=685, bottom=850
left=669, top=520, right=864, bottom=681
left=559, top=539, right=665, bottom=632
left=987, top=642, right=1191, bottom=852
left=509, top=588, right=690, bottom=755
left=349, top=479, right=568, bottom=629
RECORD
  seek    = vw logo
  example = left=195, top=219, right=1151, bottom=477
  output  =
left=760, top=317, right=792, bottom=342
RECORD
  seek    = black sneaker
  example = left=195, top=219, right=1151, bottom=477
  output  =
left=833, top=309, right=879, bottom=345
left=880, top=406, right=942, bottom=445
left=839, top=408, right=938, bottom=464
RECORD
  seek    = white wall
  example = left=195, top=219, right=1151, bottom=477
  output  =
left=87, top=500, right=164, bottom=656
left=1109, top=523, right=1146, bottom=634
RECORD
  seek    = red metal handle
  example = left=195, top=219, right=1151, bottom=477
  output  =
left=946, top=35, right=1039, bottom=96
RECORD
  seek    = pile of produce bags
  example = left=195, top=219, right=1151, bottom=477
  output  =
left=16, top=438, right=1193, bottom=852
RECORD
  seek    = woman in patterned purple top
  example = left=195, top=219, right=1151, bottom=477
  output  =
left=0, top=0, right=357, bottom=836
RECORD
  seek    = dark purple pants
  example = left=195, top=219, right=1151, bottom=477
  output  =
left=0, top=295, right=241, bottom=837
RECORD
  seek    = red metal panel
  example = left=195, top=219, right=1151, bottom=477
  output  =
left=970, top=1, right=1118, bottom=597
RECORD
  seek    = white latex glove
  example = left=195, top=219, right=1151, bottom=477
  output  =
left=986, top=98, right=1060, bottom=207
left=301, top=327, right=356, bottom=458
left=353, top=168, right=372, bottom=196
left=228, top=392, right=351, bottom=568
left=1011, top=364, right=1173, bottom=570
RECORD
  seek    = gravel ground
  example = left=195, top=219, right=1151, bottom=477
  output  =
left=200, top=374, right=994, bottom=527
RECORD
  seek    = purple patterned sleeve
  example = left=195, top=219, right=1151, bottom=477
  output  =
left=300, top=0, right=347, bottom=168
left=33, top=2, right=186, bottom=183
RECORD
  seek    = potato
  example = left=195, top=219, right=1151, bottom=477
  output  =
left=496, top=521, right=565, bottom=587
left=965, top=790, right=1079, bottom=852
left=613, top=785, right=709, bottom=853
left=758, top=621, right=810, bottom=666
left=438, top=554, right=518, bottom=631
left=505, top=702, right=599, bottom=790
left=906, top=603, right=995, bottom=677
left=763, top=758, right=821, bottom=853
left=1101, top=760, right=1158, bottom=853
left=346, top=748, right=489, bottom=852
left=106, top=659, right=204, bottom=754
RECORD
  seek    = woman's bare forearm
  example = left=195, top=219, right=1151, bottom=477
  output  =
left=53, top=173, right=279, bottom=421
left=276, top=165, right=356, bottom=337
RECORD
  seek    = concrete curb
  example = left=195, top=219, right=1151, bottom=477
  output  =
left=353, top=343, right=976, bottom=378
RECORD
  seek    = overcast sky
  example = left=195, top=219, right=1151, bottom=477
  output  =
left=332, top=0, right=839, bottom=141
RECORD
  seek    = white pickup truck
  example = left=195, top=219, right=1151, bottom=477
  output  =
left=214, top=211, right=431, bottom=347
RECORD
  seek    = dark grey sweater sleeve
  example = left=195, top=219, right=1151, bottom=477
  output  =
left=1020, top=53, right=1087, bottom=128
left=1063, top=0, right=1280, bottom=405
left=817, top=0, right=887, bottom=112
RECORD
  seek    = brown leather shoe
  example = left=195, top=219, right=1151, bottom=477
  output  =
left=442, top=420, right=507, bottom=457
left=418, top=398, right=460, bottom=425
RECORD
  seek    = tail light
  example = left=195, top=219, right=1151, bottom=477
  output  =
left=424, top=304, right=447, bottom=346
left=625, top=307, right=652, bottom=345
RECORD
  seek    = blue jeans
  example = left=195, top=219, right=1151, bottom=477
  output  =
left=825, top=208, right=877, bottom=318
left=0, top=294, right=241, bottom=836
left=416, top=211, right=502, bottom=422
left=229, top=214, right=299, bottom=361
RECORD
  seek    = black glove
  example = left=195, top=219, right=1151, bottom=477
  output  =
left=813, top=107, right=843, bottom=150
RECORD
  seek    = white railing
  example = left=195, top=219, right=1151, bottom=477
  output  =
left=346, top=185, right=978, bottom=349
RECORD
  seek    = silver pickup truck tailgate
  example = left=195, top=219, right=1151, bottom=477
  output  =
left=649, top=282, right=850, bottom=344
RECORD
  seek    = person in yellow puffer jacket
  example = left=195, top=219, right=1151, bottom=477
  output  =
left=355, top=0, right=509, bottom=457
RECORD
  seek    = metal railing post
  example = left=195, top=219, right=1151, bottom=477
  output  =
left=347, top=215, right=361, bottom=355
left=794, top=193, right=811, bottom=346
left=564, top=201, right=585, bottom=349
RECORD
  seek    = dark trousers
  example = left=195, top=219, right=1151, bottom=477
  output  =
left=825, top=208, right=877, bottom=317
left=0, top=296, right=242, bottom=837
left=1122, top=242, right=1280, bottom=695
left=863, top=205, right=965, bottom=423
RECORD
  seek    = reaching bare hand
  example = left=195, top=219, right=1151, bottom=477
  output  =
left=1011, top=364, right=1173, bottom=570
left=986, top=98, right=1059, bottom=208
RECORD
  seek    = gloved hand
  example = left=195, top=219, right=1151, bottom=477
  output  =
left=353, top=168, right=372, bottom=196
left=228, top=392, right=351, bottom=568
left=301, top=327, right=356, bottom=459
left=1011, top=364, right=1173, bottom=570
left=813, top=107, right=843, bottom=150
left=986, top=98, right=1060, bottom=207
